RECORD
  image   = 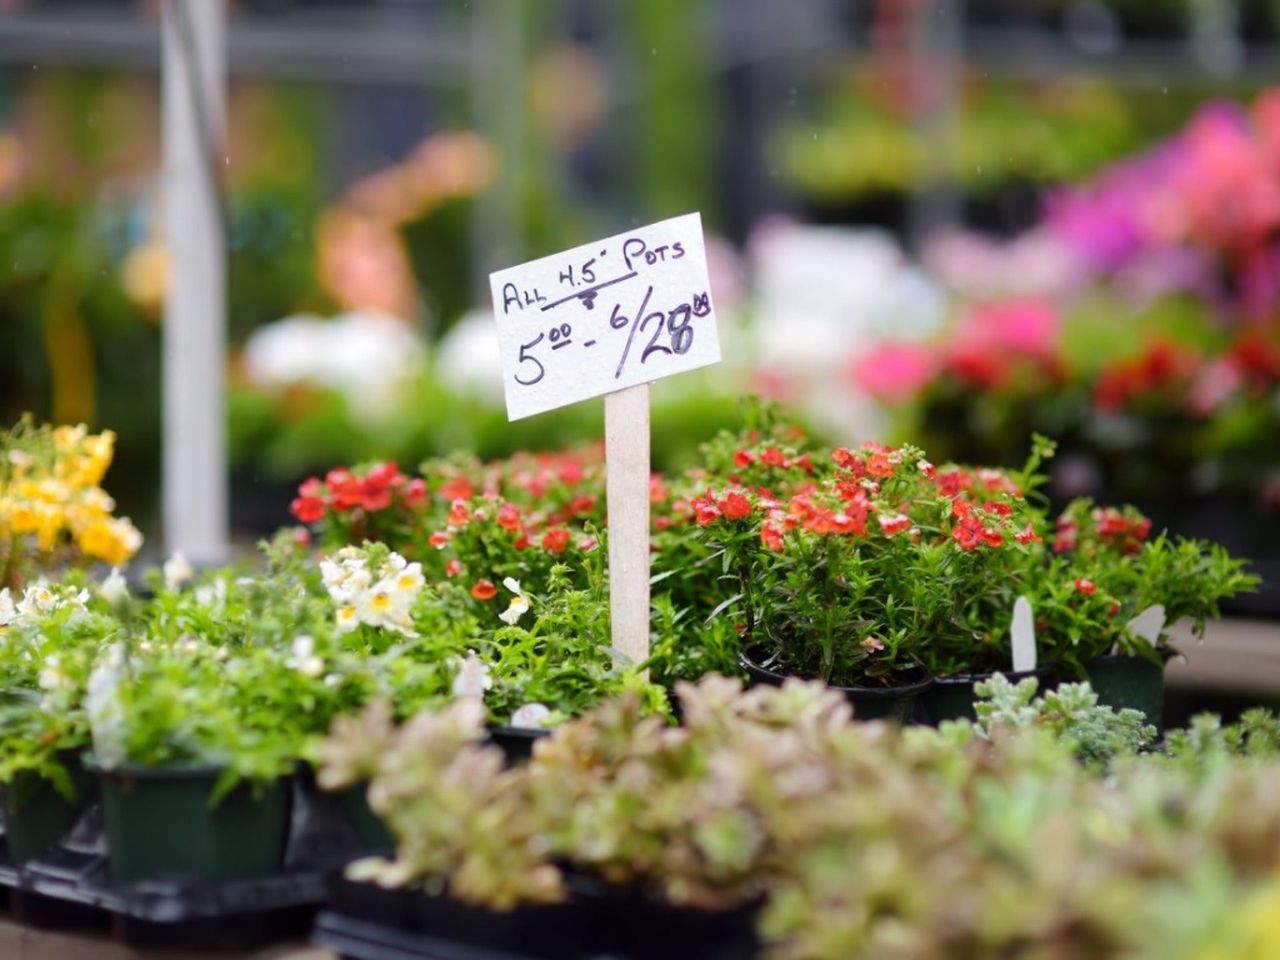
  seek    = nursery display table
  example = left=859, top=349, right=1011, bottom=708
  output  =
left=0, top=919, right=334, bottom=960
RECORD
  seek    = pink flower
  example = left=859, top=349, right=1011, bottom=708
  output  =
left=851, top=343, right=938, bottom=402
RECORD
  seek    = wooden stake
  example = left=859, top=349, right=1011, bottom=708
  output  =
left=604, top=383, right=651, bottom=667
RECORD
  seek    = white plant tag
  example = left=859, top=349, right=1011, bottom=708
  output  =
left=489, top=212, right=722, bottom=421
left=1117, top=603, right=1166, bottom=653
left=1011, top=595, right=1037, bottom=673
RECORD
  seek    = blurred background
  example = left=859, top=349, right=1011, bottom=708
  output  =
left=1, top=0, right=1278, bottom=641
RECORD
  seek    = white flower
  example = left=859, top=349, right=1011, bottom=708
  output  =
left=510, top=702, right=551, bottom=730
left=322, top=547, right=419, bottom=635
left=498, top=577, right=531, bottom=626
left=194, top=578, right=227, bottom=609
left=0, top=589, right=15, bottom=628
left=163, top=551, right=194, bottom=591
left=99, top=567, right=129, bottom=605
left=38, top=655, right=66, bottom=692
left=451, top=653, right=492, bottom=700
left=288, top=634, right=325, bottom=678
left=87, top=644, right=128, bottom=770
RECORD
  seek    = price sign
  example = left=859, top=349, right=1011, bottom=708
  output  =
left=488, top=213, right=722, bottom=668
left=489, top=213, right=722, bottom=421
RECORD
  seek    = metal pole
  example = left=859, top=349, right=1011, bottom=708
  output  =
left=162, top=0, right=227, bottom=564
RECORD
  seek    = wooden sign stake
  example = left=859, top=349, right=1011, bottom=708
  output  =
left=604, top=383, right=652, bottom=666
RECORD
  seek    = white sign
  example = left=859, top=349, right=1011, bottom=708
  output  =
left=489, top=213, right=722, bottom=421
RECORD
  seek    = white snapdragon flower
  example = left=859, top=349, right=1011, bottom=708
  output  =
left=451, top=653, right=492, bottom=700
left=163, top=551, right=194, bottom=591
left=510, top=702, right=551, bottom=730
left=322, top=547, right=421, bottom=636
left=498, top=577, right=531, bottom=626
left=288, top=635, right=325, bottom=678
left=87, top=644, right=128, bottom=770
left=0, top=588, right=15, bottom=628
left=99, top=567, right=129, bottom=605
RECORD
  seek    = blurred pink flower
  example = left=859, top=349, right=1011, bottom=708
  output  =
left=955, top=298, right=1061, bottom=360
left=851, top=342, right=938, bottom=402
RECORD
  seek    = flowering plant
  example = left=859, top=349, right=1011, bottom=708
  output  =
left=1027, top=499, right=1257, bottom=673
left=692, top=426, right=1050, bottom=684
left=0, top=418, right=142, bottom=591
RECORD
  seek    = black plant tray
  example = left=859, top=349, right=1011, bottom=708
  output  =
left=0, top=772, right=377, bottom=950
left=314, top=875, right=761, bottom=960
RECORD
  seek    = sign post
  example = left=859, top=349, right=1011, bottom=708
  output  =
left=489, top=213, right=721, bottom=665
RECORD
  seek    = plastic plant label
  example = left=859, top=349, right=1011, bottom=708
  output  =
left=1011, top=595, right=1037, bottom=673
left=489, top=213, right=722, bottom=421
left=1120, top=604, right=1166, bottom=653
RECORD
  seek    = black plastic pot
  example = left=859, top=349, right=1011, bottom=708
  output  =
left=590, top=884, right=761, bottom=960
left=740, top=648, right=931, bottom=722
left=331, top=782, right=394, bottom=854
left=1085, top=648, right=1176, bottom=733
left=317, top=875, right=592, bottom=960
left=921, top=668, right=1054, bottom=724
left=2, top=757, right=96, bottom=865
left=487, top=724, right=550, bottom=766
left=97, top=765, right=290, bottom=884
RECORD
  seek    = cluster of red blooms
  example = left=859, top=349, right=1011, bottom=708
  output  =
left=692, top=441, right=1044, bottom=556
left=290, top=462, right=426, bottom=524
left=1054, top=506, right=1152, bottom=556
left=1094, top=338, right=1200, bottom=412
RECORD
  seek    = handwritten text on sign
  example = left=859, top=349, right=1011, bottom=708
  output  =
left=490, top=213, right=721, bottom=421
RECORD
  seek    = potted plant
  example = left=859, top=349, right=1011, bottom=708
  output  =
left=1027, top=499, right=1257, bottom=731
left=0, top=582, right=112, bottom=863
left=692, top=434, right=1049, bottom=720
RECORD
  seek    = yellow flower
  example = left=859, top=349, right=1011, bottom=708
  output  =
left=77, top=516, right=141, bottom=568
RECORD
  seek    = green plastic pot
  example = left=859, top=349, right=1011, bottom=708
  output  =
left=98, top=765, right=290, bottom=884
left=1085, top=649, right=1175, bottom=733
left=921, top=668, right=1053, bottom=724
left=3, top=759, right=95, bottom=864
left=332, top=781, right=394, bottom=853
left=741, top=648, right=931, bottom=722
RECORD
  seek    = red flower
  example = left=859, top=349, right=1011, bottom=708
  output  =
left=471, top=579, right=497, bottom=600
left=290, top=490, right=326, bottom=524
left=867, top=453, right=894, bottom=478
left=448, top=499, right=471, bottom=526
left=760, top=520, right=785, bottom=551
left=654, top=515, right=671, bottom=531
left=439, top=476, right=474, bottom=502
left=952, top=497, right=972, bottom=519
left=293, top=527, right=311, bottom=547
left=733, top=450, right=755, bottom=469
left=1130, top=517, right=1152, bottom=541
left=952, top=524, right=980, bottom=551
left=325, top=468, right=364, bottom=511
left=917, top=460, right=936, bottom=480
left=649, top=475, right=670, bottom=503
left=937, top=471, right=972, bottom=497
left=692, top=496, right=721, bottom=525
left=578, top=537, right=599, bottom=552
left=761, top=447, right=787, bottom=468
left=428, top=531, right=450, bottom=549
left=792, top=453, right=815, bottom=474
left=542, top=528, right=570, bottom=554
left=1074, top=578, right=1097, bottom=595
left=445, top=559, right=463, bottom=578
left=1015, top=522, right=1042, bottom=545
left=878, top=513, right=911, bottom=536
left=981, top=527, right=1004, bottom=548
left=719, top=492, right=753, bottom=521
left=497, top=502, right=522, bottom=531
left=832, top=447, right=856, bottom=469
left=983, top=501, right=1013, bottom=518
left=405, top=478, right=427, bottom=504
